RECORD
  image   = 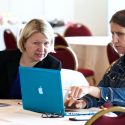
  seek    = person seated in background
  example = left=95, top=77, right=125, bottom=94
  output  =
left=65, top=9, right=125, bottom=109
left=0, top=18, right=61, bottom=99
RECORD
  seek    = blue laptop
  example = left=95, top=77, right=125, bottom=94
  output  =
left=19, top=66, right=97, bottom=117
left=19, top=66, right=65, bottom=116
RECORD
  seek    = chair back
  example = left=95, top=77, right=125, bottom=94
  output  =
left=4, top=29, right=17, bottom=50
left=107, top=43, right=120, bottom=64
left=64, top=23, right=92, bottom=36
left=85, top=106, right=125, bottom=125
left=54, top=33, right=69, bottom=47
left=50, top=45, right=78, bottom=70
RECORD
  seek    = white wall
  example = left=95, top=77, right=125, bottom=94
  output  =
left=107, top=0, right=125, bottom=35
left=44, top=0, right=74, bottom=21
left=74, top=0, right=108, bottom=36
left=1, top=0, right=123, bottom=36
left=7, top=0, right=45, bottom=22
left=0, top=0, right=74, bottom=22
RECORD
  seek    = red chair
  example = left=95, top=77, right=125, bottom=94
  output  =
left=85, top=106, right=125, bottom=125
left=64, top=23, right=95, bottom=85
left=54, top=33, right=69, bottom=47
left=64, top=23, right=92, bottom=36
left=4, top=29, right=17, bottom=50
left=77, top=68, right=96, bottom=85
left=107, top=42, right=120, bottom=64
left=50, top=45, right=78, bottom=70
left=50, top=45, right=96, bottom=85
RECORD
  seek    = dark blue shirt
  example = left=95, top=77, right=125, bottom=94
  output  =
left=82, top=55, right=125, bottom=108
left=8, top=71, right=22, bottom=99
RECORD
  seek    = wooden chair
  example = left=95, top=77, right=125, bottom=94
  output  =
left=51, top=45, right=96, bottom=85
left=54, top=33, right=69, bottom=47
left=50, top=45, right=78, bottom=70
left=64, top=23, right=96, bottom=85
left=85, top=106, right=125, bottom=125
left=4, top=29, right=17, bottom=50
left=77, top=68, right=96, bottom=86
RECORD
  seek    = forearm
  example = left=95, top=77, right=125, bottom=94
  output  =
left=88, top=86, right=101, bottom=99
left=77, top=86, right=102, bottom=108
left=65, top=86, right=102, bottom=108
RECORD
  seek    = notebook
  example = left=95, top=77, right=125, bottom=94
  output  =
left=19, top=66, right=95, bottom=117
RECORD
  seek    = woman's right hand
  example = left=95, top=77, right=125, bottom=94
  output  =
left=64, top=85, right=101, bottom=109
left=64, top=97, right=87, bottom=109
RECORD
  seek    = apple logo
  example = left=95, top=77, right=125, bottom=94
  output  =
left=38, top=86, right=43, bottom=94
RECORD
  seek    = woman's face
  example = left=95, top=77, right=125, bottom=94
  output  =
left=110, top=22, right=125, bottom=55
left=23, top=32, right=50, bottom=62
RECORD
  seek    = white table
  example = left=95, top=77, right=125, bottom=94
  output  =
left=65, top=36, right=111, bottom=46
left=0, top=100, right=99, bottom=125
left=65, top=36, right=111, bottom=85
left=61, top=69, right=89, bottom=88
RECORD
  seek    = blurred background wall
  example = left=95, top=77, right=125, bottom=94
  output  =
left=0, top=0, right=124, bottom=36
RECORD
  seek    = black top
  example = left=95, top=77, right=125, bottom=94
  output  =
left=0, top=49, right=61, bottom=98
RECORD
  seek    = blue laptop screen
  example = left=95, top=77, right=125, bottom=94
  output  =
left=19, top=66, right=65, bottom=116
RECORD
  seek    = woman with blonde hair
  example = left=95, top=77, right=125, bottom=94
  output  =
left=0, top=18, right=61, bottom=99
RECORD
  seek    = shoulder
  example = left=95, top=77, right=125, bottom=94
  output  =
left=43, top=53, right=61, bottom=66
left=46, top=53, right=61, bottom=63
left=106, top=55, right=125, bottom=74
left=35, top=53, right=62, bottom=70
left=0, top=49, right=21, bottom=61
left=119, top=55, right=125, bottom=63
left=113, top=55, right=125, bottom=67
left=0, top=49, right=21, bottom=55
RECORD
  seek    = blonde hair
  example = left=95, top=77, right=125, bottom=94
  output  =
left=18, top=18, right=55, bottom=52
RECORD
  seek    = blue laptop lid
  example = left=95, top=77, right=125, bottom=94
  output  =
left=19, top=66, right=65, bottom=116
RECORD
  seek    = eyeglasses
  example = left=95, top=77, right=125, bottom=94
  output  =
left=41, top=113, right=63, bottom=118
